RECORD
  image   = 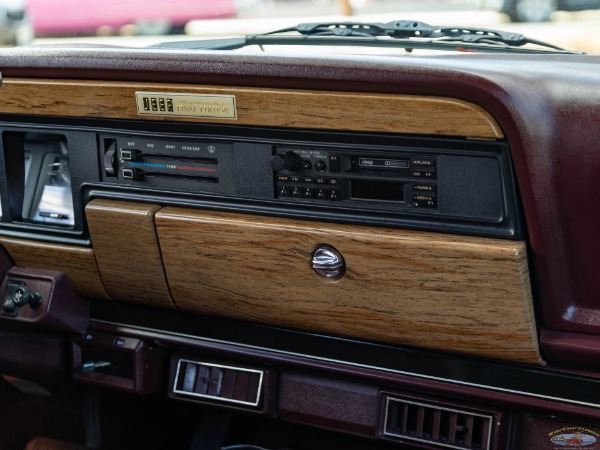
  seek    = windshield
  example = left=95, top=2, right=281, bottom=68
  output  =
left=4, top=0, right=599, bottom=54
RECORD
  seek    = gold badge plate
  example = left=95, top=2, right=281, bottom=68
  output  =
left=135, top=92, right=237, bottom=119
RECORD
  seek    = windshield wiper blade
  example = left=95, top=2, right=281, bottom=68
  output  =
left=273, top=20, right=575, bottom=52
left=285, top=21, right=551, bottom=46
left=150, top=20, right=579, bottom=54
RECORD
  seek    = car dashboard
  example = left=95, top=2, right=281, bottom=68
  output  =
left=0, top=47, right=599, bottom=450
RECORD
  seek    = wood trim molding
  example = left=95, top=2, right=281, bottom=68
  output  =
left=0, top=237, right=109, bottom=300
left=0, top=78, right=503, bottom=139
left=86, top=199, right=176, bottom=309
left=155, top=208, right=543, bottom=365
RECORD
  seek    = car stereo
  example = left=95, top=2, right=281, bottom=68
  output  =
left=271, top=147, right=437, bottom=209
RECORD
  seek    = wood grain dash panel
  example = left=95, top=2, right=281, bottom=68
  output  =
left=156, top=208, right=542, bottom=365
left=86, top=199, right=175, bottom=309
left=0, top=79, right=504, bottom=139
left=0, top=238, right=109, bottom=300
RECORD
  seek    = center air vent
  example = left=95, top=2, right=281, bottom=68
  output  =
left=382, top=394, right=498, bottom=450
left=172, top=359, right=264, bottom=407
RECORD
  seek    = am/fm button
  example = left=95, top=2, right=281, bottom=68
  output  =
left=411, top=170, right=436, bottom=179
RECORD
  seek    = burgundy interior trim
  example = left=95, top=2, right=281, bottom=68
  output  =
left=541, top=328, right=600, bottom=371
left=278, top=372, right=379, bottom=437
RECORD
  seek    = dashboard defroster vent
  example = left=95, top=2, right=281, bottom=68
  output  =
left=382, top=394, right=497, bottom=450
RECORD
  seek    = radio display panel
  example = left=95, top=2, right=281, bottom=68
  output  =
left=350, top=180, right=406, bottom=203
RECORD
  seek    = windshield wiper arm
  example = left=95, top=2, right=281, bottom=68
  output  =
left=150, top=20, right=579, bottom=54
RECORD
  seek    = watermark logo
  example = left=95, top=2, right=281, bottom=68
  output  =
left=549, top=427, right=599, bottom=447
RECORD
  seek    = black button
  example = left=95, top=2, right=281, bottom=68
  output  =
left=303, top=188, right=315, bottom=199
left=315, top=161, right=327, bottom=172
left=2, top=297, right=16, bottom=315
left=328, top=178, right=340, bottom=185
left=316, top=189, right=327, bottom=200
left=302, top=177, right=314, bottom=184
left=315, top=177, right=327, bottom=184
left=411, top=171, right=436, bottom=179
left=28, top=293, right=42, bottom=309
left=413, top=194, right=435, bottom=201
left=119, top=149, right=134, bottom=161
left=329, top=189, right=341, bottom=201
left=411, top=158, right=435, bottom=167
left=271, top=152, right=296, bottom=172
left=300, top=160, right=312, bottom=171
left=278, top=186, right=290, bottom=197
left=291, top=187, right=302, bottom=198
left=329, top=155, right=340, bottom=172
left=413, top=184, right=436, bottom=192
left=122, top=168, right=135, bottom=179
left=412, top=194, right=437, bottom=208
left=290, top=176, right=301, bottom=183
left=12, top=286, right=30, bottom=307
left=277, top=175, right=290, bottom=182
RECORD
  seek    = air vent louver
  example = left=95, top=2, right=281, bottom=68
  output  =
left=383, top=395, right=495, bottom=450
left=173, top=359, right=263, bottom=407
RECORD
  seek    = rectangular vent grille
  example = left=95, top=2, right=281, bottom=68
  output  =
left=383, top=396, right=494, bottom=450
left=173, top=359, right=263, bottom=407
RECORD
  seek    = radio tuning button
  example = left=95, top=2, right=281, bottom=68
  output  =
left=270, top=152, right=297, bottom=171
left=314, top=161, right=326, bottom=172
left=300, top=160, right=312, bottom=171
